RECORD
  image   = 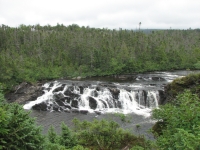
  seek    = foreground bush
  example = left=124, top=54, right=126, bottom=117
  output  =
left=0, top=85, right=45, bottom=150
left=72, top=118, right=151, bottom=150
left=152, top=90, right=200, bottom=149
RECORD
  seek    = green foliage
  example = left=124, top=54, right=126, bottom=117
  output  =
left=115, top=113, right=131, bottom=123
left=59, top=122, right=77, bottom=149
left=45, top=142, right=66, bottom=150
left=1, top=25, right=200, bottom=89
left=0, top=83, right=5, bottom=104
left=164, top=73, right=200, bottom=102
left=194, top=61, right=200, bottom=69
left=67, top=145, right=89, bottom=150
left=47, top=125, right=59, bottom=144
left=72, top=118, right=149, bottom=150
left=152, top=90, right=200, bottom=149
left=130, top=145, right=145, bottom=150
left=0, top=95, right=45, bottom=149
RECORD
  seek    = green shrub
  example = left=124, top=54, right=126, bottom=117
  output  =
left=59, top=122, right=77, bottom=149
left=152, top=90, right=200, bottom=149
left=0, top=101, right=45, bottom=149
left=47, top=125, right=59, bottom=144
left=72, top=118, right=149, bottom=150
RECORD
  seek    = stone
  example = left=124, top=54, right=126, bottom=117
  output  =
left=5, top=82, right=44, bottom=104
left=52, top=84, right=65, bottom=93
left=80, top=110, right=88, bottom=114
left=71, top=100, right=78, bottom=108
left=89, top=96, right=97, bottom=109
left=32, top=102, right=47, bottom=111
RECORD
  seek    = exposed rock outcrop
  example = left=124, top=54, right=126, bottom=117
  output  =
left=5, top=82, right=44, bottom=104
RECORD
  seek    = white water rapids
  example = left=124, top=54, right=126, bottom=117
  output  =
left=23, top=71, right=196, bottom=117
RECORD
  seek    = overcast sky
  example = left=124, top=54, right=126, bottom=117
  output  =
left=0, top=0, right=199, bottom=29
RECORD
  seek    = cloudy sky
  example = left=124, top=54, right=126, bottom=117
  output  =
left=0, top=0, right=199, bottom=29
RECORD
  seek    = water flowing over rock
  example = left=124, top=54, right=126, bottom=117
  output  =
left=8, top=71, right=197, bottom=116
left=23, top=80, right=162, bottom=117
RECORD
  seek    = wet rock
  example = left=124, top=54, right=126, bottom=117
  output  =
left=143, top=90, right=148, bottom=106
left=32, top=102, right=47, bottom=111
left=65, top=104, right=72, bottom=110
left=64, top=108, right=71, bottom=113
left=55, top=99, right=65, bottom=106
left=108, top=88, right=120, bottom=99
left=66, top=97, right=71, bottom=103
left=89, top=96, right=97, bottom=109
left=72, top=108, right=79, bottom=113
left=52, top=105, right=59, bottom=111
left=80, top=110, right=88, bottom=114
left=158, top=90, right=166, bottom=105
left=99, top=99, right=108, bottom=108
left=53, top=84, right=66, bottom=93
left=71, top=100, right=78, bottom=108
left=94, top=110, right=101, bottom=115
left=99, top=83, right=116, bottom=88
left=96, top=86, right=101, bottom=91
left=116, top=101, right=122, bottom=109
left=79, top=86, right=84, bottom=94
left=152, top=77, right=165, bottom=81
left=53, top=93, right=65, bottom=101
left=92, top=90, right=98, bottom=97
left=64, top=87, right=79, bottom=99
left=49, top=82, right=54, bottom=87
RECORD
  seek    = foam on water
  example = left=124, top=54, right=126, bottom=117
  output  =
left=24, top=71, right=197, bottom=116
left=24, top=81, right=160, bottom=117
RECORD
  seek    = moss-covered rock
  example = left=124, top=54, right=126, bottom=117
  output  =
left=162, top=73, right=200, bottom=104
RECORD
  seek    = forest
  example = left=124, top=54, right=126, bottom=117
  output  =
left=0, top=24, right=200, bottom=90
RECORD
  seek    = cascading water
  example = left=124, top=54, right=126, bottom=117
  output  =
left=24, top=81, right=161, bottom=117
left=24, top=71, right=196, bottom=117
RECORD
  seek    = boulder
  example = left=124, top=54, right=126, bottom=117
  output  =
left=71, top=108, right=79, bottom=113
left=158, top=90, right=166, bottom=105
left=108, top=88, right=120, bottom=99
left=99, top=99, right=108, bottom=108
left=52, top=84, right=66, bottom=93
left=53, top=93, right=65, bottom=101
left=80, top=110, right=88, bottom=114
left=71, top=100, right=78, bottom=108
left=32, top=102, right=47, bottom=111
left=89, top=96, right=97, bottom=109
left=94, top=110, right=101, bottom=115
left=52, top=104, right=59, bottom=111
left=5, top=82, right=44, bottom=104
left=152, top=77, right=165, bottom=81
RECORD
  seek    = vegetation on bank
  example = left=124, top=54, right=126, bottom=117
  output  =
left=164, top=73, right=200, bottom=103
left=152, top=90, right=200, bottom=149
left=0, top=24, right=200, bottom=90
left=152, top=73, right=200, bottom=149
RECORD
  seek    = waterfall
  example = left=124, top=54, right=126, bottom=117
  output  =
left=23, top=80, right=161, bottom=117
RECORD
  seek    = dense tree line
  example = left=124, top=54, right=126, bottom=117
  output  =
left=0, top=24, right=200, bottom=90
